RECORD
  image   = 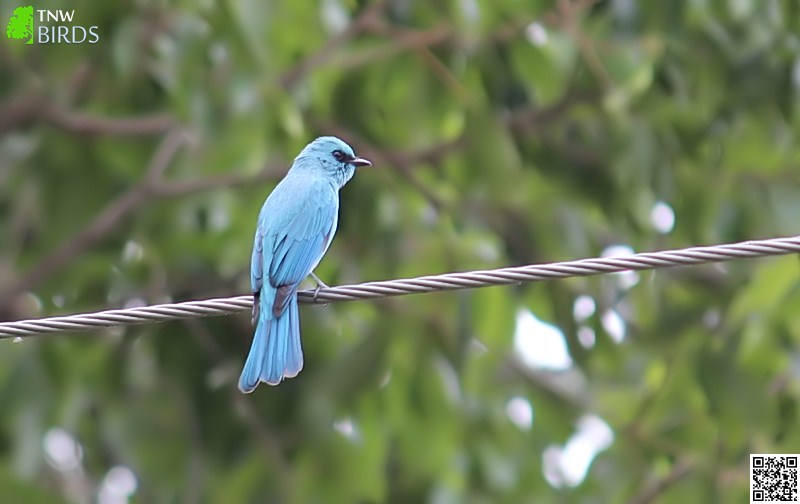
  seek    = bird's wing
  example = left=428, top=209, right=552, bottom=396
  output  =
left=250, top=224, right=265, bottom=323
left=250, top=224, right=264, bottom=293
left=258, top=178, right=339, bottom=317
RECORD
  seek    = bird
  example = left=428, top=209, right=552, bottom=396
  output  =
left=238, top=136, right=371, bottom=393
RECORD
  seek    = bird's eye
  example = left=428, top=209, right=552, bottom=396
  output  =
left=332, top=150, right=345, bottom=161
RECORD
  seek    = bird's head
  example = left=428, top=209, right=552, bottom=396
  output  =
left=295, top=136, right=371, bottom=187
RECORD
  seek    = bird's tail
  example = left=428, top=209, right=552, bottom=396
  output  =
left=238, top=293, right=303, bottom=393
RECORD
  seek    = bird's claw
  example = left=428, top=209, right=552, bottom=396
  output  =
left=310, top=272, right=329, bottom=304
left=310, top=271, right=329, bottom=289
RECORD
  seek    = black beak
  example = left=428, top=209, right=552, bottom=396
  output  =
left=348, top=156, right=372, bottom=167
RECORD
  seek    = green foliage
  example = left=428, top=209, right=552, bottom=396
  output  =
left=1, top=0, right=799, bottom=502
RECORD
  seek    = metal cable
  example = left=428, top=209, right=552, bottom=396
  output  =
left=2, top=235, right=799, bottom=339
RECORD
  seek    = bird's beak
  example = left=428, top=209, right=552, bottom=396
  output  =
left=349, top=156, right=372, bottom=167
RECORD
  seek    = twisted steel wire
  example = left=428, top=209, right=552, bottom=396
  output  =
left=2, top=235, right=799, bottom=339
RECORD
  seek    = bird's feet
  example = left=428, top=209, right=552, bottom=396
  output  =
left=310, top=272, right=329, bottom=302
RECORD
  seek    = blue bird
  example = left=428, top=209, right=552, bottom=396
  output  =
left=239, top=136, right=371, bottom=393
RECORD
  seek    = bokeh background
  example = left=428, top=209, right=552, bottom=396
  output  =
left=2, top=0, right=800, bottom=502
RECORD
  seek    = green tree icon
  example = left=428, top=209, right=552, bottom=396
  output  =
left=6, top=6, right=34, bottom=44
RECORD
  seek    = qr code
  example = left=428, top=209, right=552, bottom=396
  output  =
left=751, top=455, right=799, bottom=503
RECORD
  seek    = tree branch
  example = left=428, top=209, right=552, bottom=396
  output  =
left=627, top=458, right=693, bottom=504
left=42, top=107, right=176, bottom=137
left=0, top=94, right=175, bottom=137
left=1, top=129, right=187, bottom=305
left=278, top=0, right=388, bottom=90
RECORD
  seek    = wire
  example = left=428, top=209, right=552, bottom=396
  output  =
left=2, top=235, right=799, bottom=339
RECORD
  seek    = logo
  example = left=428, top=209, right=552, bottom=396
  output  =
left=6, top=5, right=33, bottom=44
left=6, top=5, right=99, bottom=44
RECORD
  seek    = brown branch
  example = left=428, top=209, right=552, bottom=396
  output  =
left=0, top=95, right=43, bottom=135
left=62, top=61, right=93, bottom=106
left=368, top=149, right=448, bottom=211
left=415, top=45, right=471, bottom=103
left=1, top=129, right=187, bottom=304
left=508, top=356, right=590, bottom=409
left=627, top=458, right=693, bottom=504
left=0, top=135, right=295, bottom=316
left=505, top=90, right=601, bottom=132
left=41, top=107, right=176, bottom=137
left=376, top=136, right=466, bottom=209
left=338, top=24, right=452, bottom=71
left=278, top=0, right=388, bottom=90
left=143, top=129, right=187, bottom=183
left=0, top=94, right=175, bottom=137
left=549, top=0, right=613, bottom=90
left=153, top=163, right=286, bottom=198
